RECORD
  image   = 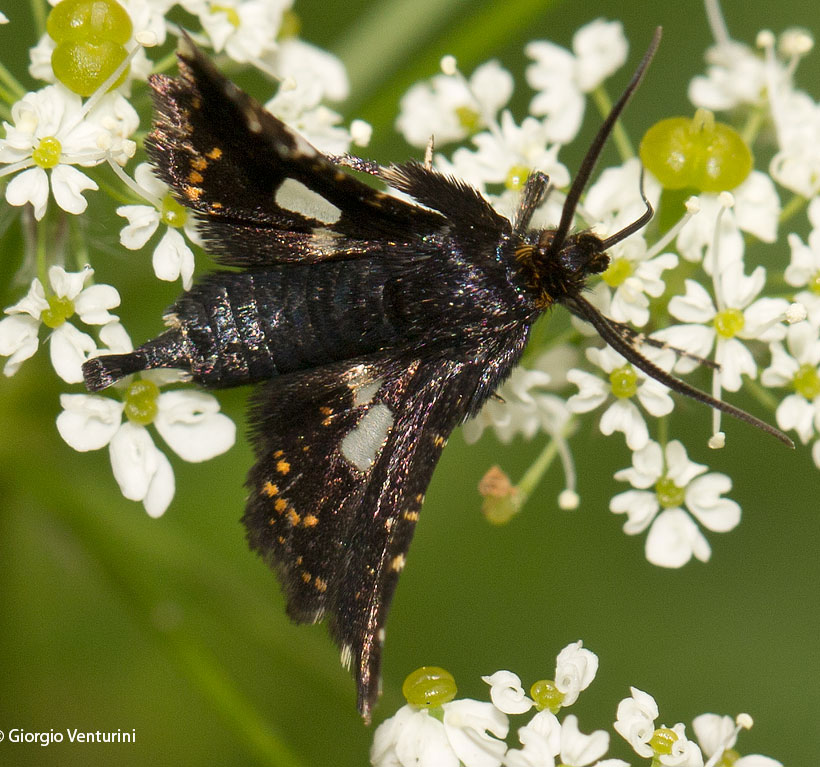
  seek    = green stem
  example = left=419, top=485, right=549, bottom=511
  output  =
left=35, top=210, right=47, bottom=286
left=30, top=0, right=48, bottom=38
left=779, top=192, right=808, bottom=227
left=0, top=58, right=26, bottom=102
left=68, top=215, right=88, bottom=271
left=744, top=376, right=781, bottom=413
left=152, top=50, right=183, bottom=75
left=591, top=85, right=634, bottom=161
left=739, top=107, right=764, bottom=146
left=516, top=418, right=576, bottom=504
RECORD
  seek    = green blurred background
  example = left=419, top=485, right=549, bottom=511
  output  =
left=1, top=0, right=818, bottom=765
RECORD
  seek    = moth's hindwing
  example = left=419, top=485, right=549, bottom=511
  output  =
left=244, top=354, right=484, bottom=719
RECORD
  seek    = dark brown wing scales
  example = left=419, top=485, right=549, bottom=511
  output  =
left=244, top=353, right=489, bottom=721
left=145, top=36, right=447, bottom=268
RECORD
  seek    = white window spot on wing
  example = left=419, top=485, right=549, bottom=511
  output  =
left=340, top=643, right=354, bottom=671
left=340, top=403, right=393, bottom=472
left=275, top=178, right=341, bottom=224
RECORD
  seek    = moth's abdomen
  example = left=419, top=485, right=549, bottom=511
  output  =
left=84, top=261, right=402, bottom=391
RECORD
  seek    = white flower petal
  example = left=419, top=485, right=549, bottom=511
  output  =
left=613, top=440, right=663, bottom=488
left=154, top=390, right=236, bottom=462
left=692, top=713, right=736, bottom=757
left=117, top=204, right=161, bottom=249
left=716, top=337, right=756, bottom=392
left=74, top=283, right=121, bottom=325
left=5, top=277, right=47, bottom=318
left=0, top=314, right=40, bottom=375
left=153, top=228, right=196, bottom=289
left=668, top=280, right=716, bottom=323
left=614, top=687, right=658, bottom=758
left=49, top=322, right=96, bottom=383
left=560, top=715, right=609, bottom=767
left=775, top=394, right=815, bottom=443
left=599, top=399, right=648, bottom=450
left=57, top=393, right=124, bottom=451
left=572, top=18, right=628, bottom=91
left=48, top=265, right=90, bottom=299
left=645, top=509, right=711, bottom=568
left=566, top=369, right=608, bottom=412
left=555, top=641, right=598, bottom=705
left=610, top=489, right=659, bottom=534
left=482, top=671, right=533, bottom=715
left=143, top=449, right=175, bottom=518
left=685, top=474, right=741, bottom=532
left=442, top=699, right=508, bottom=767
left=50, top=164, right=98, bottom=215
left=109, top=422, right=160, bottom=502
left=6, top=166, right=49, bottom=219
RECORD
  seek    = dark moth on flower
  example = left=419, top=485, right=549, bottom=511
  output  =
left=82, top=29, right=790, bottom=721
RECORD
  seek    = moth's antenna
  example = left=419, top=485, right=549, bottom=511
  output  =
left=600, top=168, right=653, bottom=251
left=546, top=27, right=662, bottom=257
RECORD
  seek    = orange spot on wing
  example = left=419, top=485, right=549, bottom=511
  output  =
left=206, top=147, right=223, bottom=160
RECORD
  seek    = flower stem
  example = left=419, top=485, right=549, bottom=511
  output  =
left=591, top=85, right=634, bottom=161
left=516, top=428, right=568, bottom=505
left=0, top=57, right=26, bottom=102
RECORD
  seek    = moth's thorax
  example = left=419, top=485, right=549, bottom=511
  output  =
left=513, top=229, right=609, bottom=310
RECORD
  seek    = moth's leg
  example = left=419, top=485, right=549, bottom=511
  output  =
left=424, top=136, right=434, bottom=170
left=608, top=318, right=719, bottom=370
left=325, top=153, right=387, bottom=177
left=513, top=171, right=550, bottom=238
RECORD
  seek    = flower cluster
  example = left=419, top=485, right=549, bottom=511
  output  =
left=395, top=8, right=819, bottom=566
left=371, top=642, right=780, bottom=767
left=0, top=3, right=814, bottom=548
left=0, top=0, right=364, bottom=515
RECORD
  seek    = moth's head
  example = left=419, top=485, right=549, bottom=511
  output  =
left=513, top=228, right=609, bottom=308
left=549, top=230, right=609, bottom=277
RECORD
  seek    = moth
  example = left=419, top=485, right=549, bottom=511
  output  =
left=82, top=29, right=790, bottom=721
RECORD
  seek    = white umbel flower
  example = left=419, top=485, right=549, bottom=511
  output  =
left=610, top=440, right=740, bottom=568
left=0, top=265, right=119, bottom=381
